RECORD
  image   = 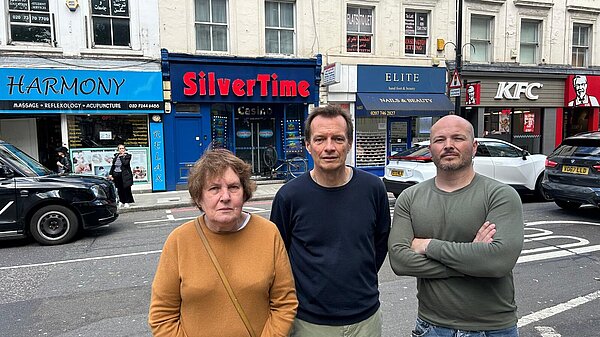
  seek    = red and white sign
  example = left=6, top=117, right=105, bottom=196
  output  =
left=449, top=69, right=462, bottom=89
left=565, top=75, right=600, bottom=107
left=465, top=83, right=480, bottom=105
left=523, top=113, right=535, bottom=133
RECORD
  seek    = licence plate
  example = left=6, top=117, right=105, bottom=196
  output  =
left=391, top=169, right=404, bottom=177
left=562, top=165, right=589, bottom=175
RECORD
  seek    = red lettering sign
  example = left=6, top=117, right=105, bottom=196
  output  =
left=182, top=72, right=311, bottom=98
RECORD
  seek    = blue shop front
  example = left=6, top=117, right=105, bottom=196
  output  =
left=0, top=68, right=166, bottom=191
left=161, top=50, right=321, bottom=190
left=353, top=65, right=453, bottom=176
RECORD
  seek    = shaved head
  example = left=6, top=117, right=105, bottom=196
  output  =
left=431, top=115, right=475, bottom=142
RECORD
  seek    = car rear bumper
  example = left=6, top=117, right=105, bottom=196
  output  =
left=383, top=178, right=418, bottom=195
left=541, top=181, right=600, bottom=206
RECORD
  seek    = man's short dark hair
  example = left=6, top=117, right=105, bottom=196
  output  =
left=305, top=105, right=353, bottom=144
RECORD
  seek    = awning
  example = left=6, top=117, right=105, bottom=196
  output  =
left=355, top=93, right=454, bottom=117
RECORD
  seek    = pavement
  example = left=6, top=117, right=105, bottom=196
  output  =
left=119, top=180, right=286, bottom=213
left=120, top=179, right=397, bottom=213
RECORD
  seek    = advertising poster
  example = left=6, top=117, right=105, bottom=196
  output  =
left=499, top=110, right=511, bottom=133
left=70, top=147, right=149, bottom=183
left=284, top=121, right=302, bottom=152
left=523, top=113, right=535, bottom=133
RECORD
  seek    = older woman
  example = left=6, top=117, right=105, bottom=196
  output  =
left=149, top=149, right=297, bottom=337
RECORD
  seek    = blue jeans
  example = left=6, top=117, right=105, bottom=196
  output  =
left=412, top=317, right=519, bottom=337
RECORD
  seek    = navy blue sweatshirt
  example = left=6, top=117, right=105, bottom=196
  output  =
left=270, top=168, right=390, bottom=325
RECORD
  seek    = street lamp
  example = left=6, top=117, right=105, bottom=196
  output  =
left=455, top=0, right=463, bottom=117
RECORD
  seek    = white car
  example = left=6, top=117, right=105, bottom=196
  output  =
left=383, top=138, right=549, bottom=200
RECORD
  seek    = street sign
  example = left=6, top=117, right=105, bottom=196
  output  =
left=449, top=88, right=461, bottom=97
left=449, top=69, right=462, bottom=89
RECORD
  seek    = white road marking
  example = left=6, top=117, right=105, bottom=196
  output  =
left=518, top=290, right=600, bottom=328
left=534, top=326, right=561, bottom=337
left=0, top=250, right=162, bottom=271
left=522, top=235, right=590, bottom=254
left=518, top=244, right=600, bottom=263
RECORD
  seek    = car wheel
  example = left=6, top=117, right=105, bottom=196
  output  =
left=534, top=175, right=552, bottom=202
left=554, top=199, right=582, bottom=211
left=29, top=205, right=79, bottom=245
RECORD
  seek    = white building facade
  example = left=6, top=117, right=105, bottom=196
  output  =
left=0, top=0, right=165, bottom=190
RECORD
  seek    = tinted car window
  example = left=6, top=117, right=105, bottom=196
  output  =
left=391, top=145, right=431, bottom=158
left=475, top=144, right=491, bottom=157
left=0, top=144, right=54, bottom=176
left=484, top=142, right=521, bottom=157
left=551, top=139, right=600, bottom=157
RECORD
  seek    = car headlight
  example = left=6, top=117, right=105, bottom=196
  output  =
left=90, top=185, right=108, bottom=199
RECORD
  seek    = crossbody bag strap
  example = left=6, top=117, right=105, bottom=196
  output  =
left=194, top=217, right=257, bottom=337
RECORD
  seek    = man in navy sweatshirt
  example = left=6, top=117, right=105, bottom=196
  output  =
left=270, top=105, right=390, bottom=337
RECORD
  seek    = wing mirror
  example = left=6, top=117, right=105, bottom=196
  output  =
left=522, top=150, right=530, bottom=160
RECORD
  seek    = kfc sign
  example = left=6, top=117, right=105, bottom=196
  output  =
left=182, top=71, right=311, bottom=98
left=494, top=82, right=543, bottom=100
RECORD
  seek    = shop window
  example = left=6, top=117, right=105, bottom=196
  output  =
left=412, top=117, right=438, bottom=144
left=404, top=11, right=428, bottom=56
left=195, top=0, right=228, bottom=52
left=265, top=1, right=295, bottom=55
left=211, top=104, right=233, bottom=149
left=483, top=108, right=542, bottom=153
left=520, top=20, right=539, bottom=65
left=8, top=0, right=52, bottom=44
left=91, top=0, right=131, bottom=47
left=572, top=24, right=589, bottom=67
left=346, top=6, right=373, bottom=53
left=470, top=15, right=492, bottom=63
left=356, top=117, right=386, bottom=167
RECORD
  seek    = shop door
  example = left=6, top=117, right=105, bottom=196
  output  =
left=174, top=117, right=206, bottom=184
left=388, top=118, right=412, bottom=155
left=0, top=118, right=39, bottom=160
left=235, top=118, right=275, bottom=175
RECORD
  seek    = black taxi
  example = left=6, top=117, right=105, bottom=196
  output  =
left=0, top=141, right=118, bottom=245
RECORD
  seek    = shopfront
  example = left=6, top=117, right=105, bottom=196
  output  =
left=354, top=65, right=453, bottom=176
left=161, top=51, right=321, bottom=190
left=562, top=74, right=600, bottom=140
left=0, top=68, right=165, bottom=191
left=461, top=75, right=564, bottom=154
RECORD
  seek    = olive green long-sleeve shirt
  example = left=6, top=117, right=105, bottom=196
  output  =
left=389, top=174, right=524, bottom=331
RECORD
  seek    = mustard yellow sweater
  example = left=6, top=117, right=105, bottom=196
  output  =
left=149, top=214, right=297, bottom=337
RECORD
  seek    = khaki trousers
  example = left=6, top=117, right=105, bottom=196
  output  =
left=289, top=308, right=382, bottom=337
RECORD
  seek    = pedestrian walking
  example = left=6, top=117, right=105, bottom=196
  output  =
left=108, top=144, right=134, bottom=208
left=270, top=105, right=391, bottom=337
left=388, top=115, right=524, bottom=336
left=149, top=149, right=297, bottom=337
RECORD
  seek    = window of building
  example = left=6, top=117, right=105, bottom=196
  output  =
left=265, top=1, right=294, bottom=54
left=483, top=108, right=542, bottom=153
left=8, top=0, right=52, bottom=44
left=195, top=0, right=228, bottom=52
left=91, top=0, right=131, bottom=47
left=520, top=20, right=539, bottom=64
left=405, top=11, right=428, bottom=55
left=470, top=16, right=492, bottom=62
left=346, top=6, right=373, bottom=53
left=572, top=24, right=589, bottom=67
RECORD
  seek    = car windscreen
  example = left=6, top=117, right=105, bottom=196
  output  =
left=0, top=144, right=54, bottom=176
left=552, top=139, right=600, bottom=157
left=390, top=145, right=431, bottom=159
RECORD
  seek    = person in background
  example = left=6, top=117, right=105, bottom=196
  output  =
left=149, top=149, right=297, bottom=337
left=270, top=105, right=390, bottom=337
left=108, top=144, right=134, bottom=208
left=56, top=147, right=71, bottom=174
left=388, top=115, right=524, bottom=337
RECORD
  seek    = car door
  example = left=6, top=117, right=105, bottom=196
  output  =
left=0, top=163, right=18, bottom=231
left=473, top=142, right=495, bottom=179
left=484, top=141, right=535, bottom=188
